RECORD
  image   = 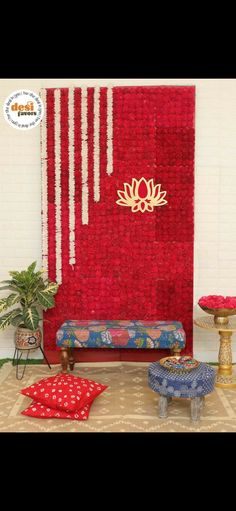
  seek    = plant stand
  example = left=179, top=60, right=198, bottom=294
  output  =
left=12, top=346, right=51, bottom=380
left=194, top=316, right=236, bottom=389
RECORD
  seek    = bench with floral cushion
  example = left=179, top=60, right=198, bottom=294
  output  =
left=56, top=320, right=186, bottom=372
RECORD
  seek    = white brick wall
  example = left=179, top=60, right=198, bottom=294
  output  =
left=0, top=78, right=236, bottom=361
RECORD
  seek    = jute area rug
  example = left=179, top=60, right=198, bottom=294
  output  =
left=1, top=361, right=236, bottom=432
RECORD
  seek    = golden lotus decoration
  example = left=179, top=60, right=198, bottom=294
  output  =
left=116, top=177, right=167, bottom=213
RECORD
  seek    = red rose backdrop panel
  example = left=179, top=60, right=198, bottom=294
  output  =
left=41, top=86, right=195, bottom=361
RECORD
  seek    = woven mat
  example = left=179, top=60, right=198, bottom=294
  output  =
left=0, top=362, right=236, bottom=432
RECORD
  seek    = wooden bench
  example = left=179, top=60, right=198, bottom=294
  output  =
left=56, top=320, right=186, bottom=372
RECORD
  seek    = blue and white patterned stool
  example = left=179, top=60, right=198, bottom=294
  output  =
left=148, top=361, right=216, bottom=422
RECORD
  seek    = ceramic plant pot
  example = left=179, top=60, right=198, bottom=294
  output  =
left=15, top=327, right=42, bottom=350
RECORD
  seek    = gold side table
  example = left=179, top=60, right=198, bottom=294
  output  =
left=194, top=316, right=236, bottom=389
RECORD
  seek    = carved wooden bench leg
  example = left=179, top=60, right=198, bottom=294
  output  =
left=61, top=348, right=69, bottom=373
left=69, top=348, right=75, bottom=371
left=171, top=347, right=182, bottom=356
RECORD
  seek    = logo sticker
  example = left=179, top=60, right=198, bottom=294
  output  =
left=3, top=89, right=44, bottom=130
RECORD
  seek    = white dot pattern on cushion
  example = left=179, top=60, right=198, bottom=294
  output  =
left=21, top=373, right=107, bottom=413
left=21, top=401, right=91, bottom=420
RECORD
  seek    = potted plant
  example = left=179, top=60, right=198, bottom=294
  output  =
left=0, top=261, right=59, bottom=350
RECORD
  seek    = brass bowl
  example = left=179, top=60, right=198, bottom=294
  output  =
left=198, top=305, right=236, bottom=325
left=159, top=355, right=199, bottom=373
left=198, top=305, right=236, bottom=317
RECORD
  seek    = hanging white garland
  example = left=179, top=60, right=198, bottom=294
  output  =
left=107, top=86, right=113, bottom=175
left=68, top=88, right=75, bottom=265
left=42, top=85, right=116, bottom=284
left=81, top=87, right=89, bottom=225
left=54, top=89, right=62, bottom=284
left=93, top=86, right=100, bottom=202
left=40, top=88, right=48, bottom=275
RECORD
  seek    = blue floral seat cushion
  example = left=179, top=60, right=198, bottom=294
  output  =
left=56, top=320, right=186, bottom=349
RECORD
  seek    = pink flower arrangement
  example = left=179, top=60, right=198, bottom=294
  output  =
left=198, top=295, right=236, bottom=309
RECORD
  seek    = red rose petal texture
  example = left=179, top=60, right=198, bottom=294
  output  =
left=198, top=295, right=236, bottom=309
left=43, top=86, right=195, bottom=356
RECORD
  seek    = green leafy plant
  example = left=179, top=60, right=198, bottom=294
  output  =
left=0, top=262, right=59, bottom=331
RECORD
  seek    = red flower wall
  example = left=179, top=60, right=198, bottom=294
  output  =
left=43, top=86, right=195, bottom=361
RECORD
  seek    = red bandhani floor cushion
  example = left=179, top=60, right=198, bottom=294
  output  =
left=21, top=374, right=107, bottom=413
left=22, top=401, right=91, bottom=420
